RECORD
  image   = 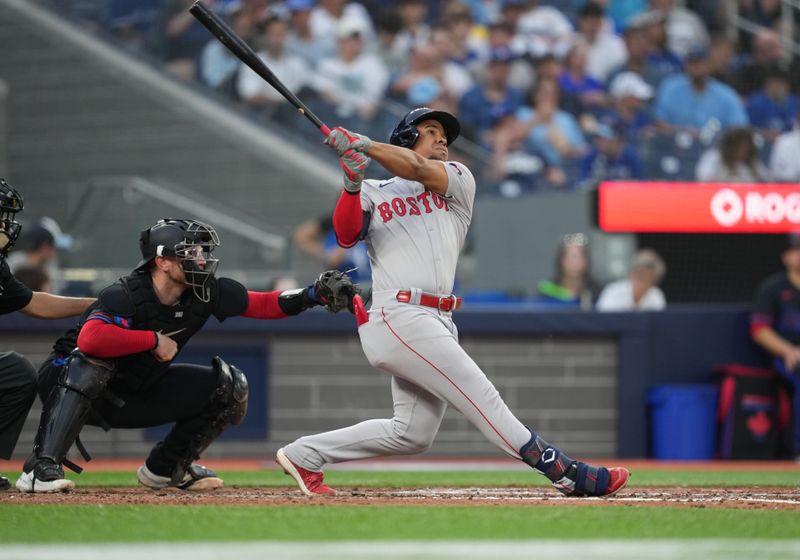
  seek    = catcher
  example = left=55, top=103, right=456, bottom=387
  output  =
left=17, top=218, right=357, bottom=493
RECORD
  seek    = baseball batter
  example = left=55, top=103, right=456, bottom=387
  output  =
left=277, top=108, right=629, bottom=497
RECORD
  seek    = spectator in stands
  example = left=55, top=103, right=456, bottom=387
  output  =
left=286, top=0, right=334, bottom=67
left=11, top=267, right=51, bottom=293
left=695, top=126, right=770, bottom=183
left=653, top=47, right=748, bottom=134
left=770, top=110, right=800, bottom=182
left=429, top=25, right=477, bottom=90
left=707, top=33, right=738, bottom=87
left=648, top=0, right=709, bottom=58
left=605, top=22, right=663, bottom=89
left=734, top=28, right=785, bottom=97
left=532, top=53, right=581, bottom=115
left=440, top=1, right=486, bottom=73
left=292, top=214, right=371, bottom=286
left=391, top=0, right=432, bottom=63
left=576, top=2, right=627, bottom=83
left=390, top=42, right=471, bottom=115
left=513, top=78, right=588, bottom=176
left=746, top=64, right=798, bottom=141
left=311, top=19, right=390, bottom=132
left=7, top=217, right=72, bottom=295
left=739, top=0, right=783, bottom=51
left=458, top=47, right=525, bottom=146
left=596, top=248, right=666, bottom=311
left=198, top=5, right=255, bottom=96
left=631, top=10, right=683, bottom=83
left=161, top=0, right=217, bottom=81
left=486, top=20, right=535, bottom=91
left=106, top=0, right=163, bottom=52
left=536, top=233, right=596, bottom=309
left=578, top=123, right=643, bottom=187
left=558, top=41, right=608, bottom=115
left=513, top=0, right=574, bottom=58
left=309, top=0, right=375, bottom=56
left=373, top=9, right=406, bottom=74
left=600, top=72, right=656, bottom=147
left=236, top=15, right=310, bottom=120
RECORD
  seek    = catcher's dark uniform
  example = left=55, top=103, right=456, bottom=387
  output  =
left=0, top=259, right=37, bottom=462
left=35, top=269, right=251, bottom=476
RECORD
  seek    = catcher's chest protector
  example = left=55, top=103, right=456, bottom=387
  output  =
left=111, top=272, right=216, bottom=390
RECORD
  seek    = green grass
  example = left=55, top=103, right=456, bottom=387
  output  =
left=3, top=504, right=800, bottom=542
left=2, top=469, right=798, bottom=543
left=32, top=469, right=800, bottom=488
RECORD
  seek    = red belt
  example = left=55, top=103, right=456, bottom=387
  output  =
left=396, top=290, right=463, bottom=312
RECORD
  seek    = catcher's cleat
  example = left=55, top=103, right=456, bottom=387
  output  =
left=16, top=460, right=75, bottom=493
left=276, top=448, right=335, bottom=496
left=137, top=463, right=223, bottom=491
left=0, top=475, right=11, bottom=491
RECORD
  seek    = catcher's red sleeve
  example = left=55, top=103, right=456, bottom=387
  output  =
left=242, top=290, right=288, bottom=319
left=333, top=189, right=362, bottom=248
left=78, top=319, right=157, bottom=358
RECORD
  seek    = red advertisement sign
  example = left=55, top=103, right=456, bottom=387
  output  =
left=598, top=181, right=800, bottom=233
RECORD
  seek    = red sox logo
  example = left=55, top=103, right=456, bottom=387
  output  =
left=376, top=191, right=449, bottom=223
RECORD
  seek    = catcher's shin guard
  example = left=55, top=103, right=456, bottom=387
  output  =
left=30, top=352, right=114, bottom=469
left=520, top=429, right=620, bottom=497
left=162, top=356, right=248, bottom=484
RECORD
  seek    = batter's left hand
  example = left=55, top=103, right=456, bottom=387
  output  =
left=325, top=127, right=373, bottom=156
left=340, top=149, right=370, bottom=193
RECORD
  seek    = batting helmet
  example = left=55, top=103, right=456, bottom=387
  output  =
left=389, top=107, right=460, bottom=149
left=0, top=179, right=24, bottom=256
left=136, top=218, right=220, bottom=302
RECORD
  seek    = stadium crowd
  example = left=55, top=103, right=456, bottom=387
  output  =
left=47, top=0, right=800, bottom=196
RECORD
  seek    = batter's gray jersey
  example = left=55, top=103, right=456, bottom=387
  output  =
left=359, top=160, right=475, bottom=295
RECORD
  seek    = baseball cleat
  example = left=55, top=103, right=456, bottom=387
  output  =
left=0, top=475, right=10, bottom=491
left=552, top=464, right=631, bottom=498
left=15, top=460, right=75, bottom=493
left=137, top=463, right=223, bottom=491
left=276, top=447, right=335, bottom=496
left=601, top=467, right=631, bottom=497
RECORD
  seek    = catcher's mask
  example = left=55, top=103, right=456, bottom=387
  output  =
left=389, top=107, right=460, bottom=149
left=136, top=218, right=220, bottom=302
left=0, top=179, right=24, bottom=256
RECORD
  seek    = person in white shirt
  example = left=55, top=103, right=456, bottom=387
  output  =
left=313, top=19, right=390, bottom=122
left=236, top=15, right=310, bottom=110
left=309, top=0, right=375, bottom=55
left=577, top=2, right=627, bottom=83
left=596, top=249, right=667, bottom=311
left=770, top=111, right=800, bottom=182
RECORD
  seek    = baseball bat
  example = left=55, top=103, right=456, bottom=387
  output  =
left=189, top=0, right=331, bottom=136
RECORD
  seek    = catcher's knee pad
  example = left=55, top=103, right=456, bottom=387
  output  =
left=33, top=352, right=115, bottom=466
left=211, top=355, right=248, bottom=426
left=169, top=357, right=248, bottom=482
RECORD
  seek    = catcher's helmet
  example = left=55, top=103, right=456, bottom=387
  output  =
left=389, top=107, right=460, bottom=149
left=0, top=179, right=24, bottom=256
left=136, top=218, right=220, bottom=302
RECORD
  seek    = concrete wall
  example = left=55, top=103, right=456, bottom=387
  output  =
left=3, top=328, right=618, bottom=461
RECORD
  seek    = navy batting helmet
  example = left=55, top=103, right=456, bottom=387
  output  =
left=0, top=179, right=24, bottom=256
left=389, top=107, right=460, bottom=149
left=136, top=218, right=220, bottom=302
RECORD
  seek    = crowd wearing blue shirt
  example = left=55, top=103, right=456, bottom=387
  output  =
left=52, top=0, right=800, bottom=195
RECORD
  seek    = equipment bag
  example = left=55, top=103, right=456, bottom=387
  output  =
left=715, top=364, right=793, bottom=460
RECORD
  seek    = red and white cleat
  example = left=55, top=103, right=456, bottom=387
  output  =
left=276, top=448, right=335, bottom=496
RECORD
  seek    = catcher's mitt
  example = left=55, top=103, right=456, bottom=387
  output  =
left=314, top=270, right=359, bottom=313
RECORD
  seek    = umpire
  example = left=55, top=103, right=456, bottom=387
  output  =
left=16, top=217, right=357, bottom=493
left=0, top=179, right=94, bottom=490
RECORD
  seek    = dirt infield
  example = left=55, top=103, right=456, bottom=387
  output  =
left=2, top=486, right=798, bottom=510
